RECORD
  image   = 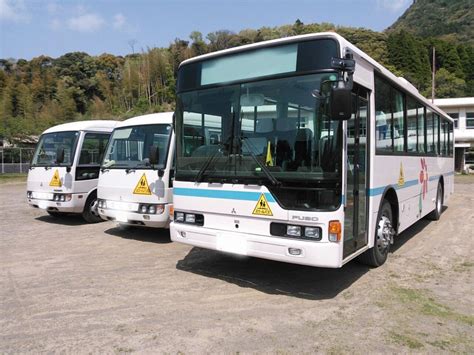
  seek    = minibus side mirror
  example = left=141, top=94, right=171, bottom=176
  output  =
left=56, top=147, right=65, bottom=164
left=330, top=83, right=352, bottom=121
left=149, top=145, right=159, bottom=166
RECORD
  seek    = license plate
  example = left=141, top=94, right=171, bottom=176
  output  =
left=32, top=192, right=54, bottom=200
left=216, top=234, right=247, bottom=255
left=106, top=200, right=138, bottom=212
left=115, top=212, right=128, bottom=223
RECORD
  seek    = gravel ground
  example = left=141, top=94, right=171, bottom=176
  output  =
left=1, top=180, right=473, bottom=353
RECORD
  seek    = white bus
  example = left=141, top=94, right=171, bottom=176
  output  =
left=97, top=112, right=174, bottom=228
left=27, top=120, right=118, bottom=222
left=170, top=32, right=454, bottom=268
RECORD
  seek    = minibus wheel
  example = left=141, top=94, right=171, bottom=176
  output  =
left=427, top=181, right=443, bottom=221
left=358, top=200, right=394, bottom=267
left=82, top=192, right=102, bottom=223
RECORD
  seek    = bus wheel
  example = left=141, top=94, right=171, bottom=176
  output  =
left=427, top=181, right=443, bottom=221
left=358, top=200, right=395, bottom=267
left=82, top=193, right=102, bottom=223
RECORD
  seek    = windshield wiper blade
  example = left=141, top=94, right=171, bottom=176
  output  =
left=195, top=143, right=225, bottom=183
left=240, top=135, right=281, bottom=187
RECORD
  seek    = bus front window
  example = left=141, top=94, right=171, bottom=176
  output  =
left=31, top=131, right=79, bottom=167
left=176, top=73, right=343, bottom=211
left=102, top=124, right=172, bottom=170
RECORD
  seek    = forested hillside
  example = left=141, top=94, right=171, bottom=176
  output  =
left=1, top=18, right=473, bottom=140
left=388, top=0, right=474, bottom=45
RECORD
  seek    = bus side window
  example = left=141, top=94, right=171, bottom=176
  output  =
left=77, top=133, right=110, bottom=180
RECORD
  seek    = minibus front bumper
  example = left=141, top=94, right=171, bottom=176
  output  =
left=98, top=202, right=171, bottom=228
left=27, top=191, right=86, bottom=214
left=170, top=223, right=343, bottom=268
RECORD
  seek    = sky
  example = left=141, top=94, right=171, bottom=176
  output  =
left=0, top=0, right=413, bottom=60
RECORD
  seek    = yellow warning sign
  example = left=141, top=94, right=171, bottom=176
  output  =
left=252, top=194, right=273, bottom=216
left=398, top=162, right=405, bottom=186
left=49, top=169, right=62, bottom=187
left=133, top=173, right=152, bottom=195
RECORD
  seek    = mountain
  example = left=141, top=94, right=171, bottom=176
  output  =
left=387, top=0, right=474, bottom=45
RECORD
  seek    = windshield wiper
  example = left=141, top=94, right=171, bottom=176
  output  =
left=240, top=135, right=281, bottom=187
left=195, top=143, right=226, bottom=183
left=125, top=168, right=136, bottom=174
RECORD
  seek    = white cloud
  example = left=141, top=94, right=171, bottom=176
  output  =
left=68, top=13, right=105, bottom=33
left=0, top=0, right=30, bottom=23
left=377, top=0, right=410, bottom=13
left=113, top=13, right=126, bottom=29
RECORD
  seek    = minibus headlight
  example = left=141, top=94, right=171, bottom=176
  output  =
left=185, top=213, right=196, bottom=223
left=175, top=212, right=184, bottom=222
left=148, top=205, right=156, bottom=214
left=59, top=195, right=66, bottom=202
left=304, top=227, right=321, bottom=240
left=140, top=205, right=148, bottom=214
left=286, top=225, right=302, bottom=237
left=54, top=194, right=60, bottom=201
left=27, top=191, right=32, bottom=198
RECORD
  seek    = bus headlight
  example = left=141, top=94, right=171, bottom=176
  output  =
left=286, top=225, right=302, bottom=237
left=304, top=227, right=321, bottom=240
left=140, top=205, right=148, bottom=214
left=185, top=213, right=195, bottom=223
left=148, top=205, right=156, bottom=214
left=175, top=212, right=184, bottom=222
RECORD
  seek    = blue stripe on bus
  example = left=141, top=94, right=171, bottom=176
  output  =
left=368, top=171, right=454, bottom=197
left=174, top=187, right=276, bottom=202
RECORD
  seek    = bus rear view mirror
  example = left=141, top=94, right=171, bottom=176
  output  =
left=149, top=145, right=159, bottom=166
left=56, top=147, right=65, bottom=164
left=330, top=85, right=352, bottom=120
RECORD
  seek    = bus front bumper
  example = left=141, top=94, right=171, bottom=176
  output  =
left=27, top=193, right=86, bottom=214
left=98, top=205, right=171, bottom=228
left=170, top=223, right=343, bottom=268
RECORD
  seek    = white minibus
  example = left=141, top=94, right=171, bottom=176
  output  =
left=97, top=112, right=174, bottom=228
left=27, top=120, right=118, bottom=222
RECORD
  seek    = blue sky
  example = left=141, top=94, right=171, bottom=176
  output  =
left=0, top=0, right=412, bottom=60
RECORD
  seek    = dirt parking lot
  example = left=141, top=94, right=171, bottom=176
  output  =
left=1, top=178, right=473, bottom=353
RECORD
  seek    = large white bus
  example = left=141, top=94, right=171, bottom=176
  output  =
left=97, top=112, right=174, bottom=228
left=170, top=32, right=454, bottom=268
left=27, top=120, right=118, bottom=222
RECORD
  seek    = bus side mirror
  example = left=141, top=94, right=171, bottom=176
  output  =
left=56, top=147, right=65, bottom=164
left=149, top=145, right=159, bottom=166
left=330, top=84, right=352, bottom=121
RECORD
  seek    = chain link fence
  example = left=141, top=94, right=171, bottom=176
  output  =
left=0, top=148, right=35, bottom=174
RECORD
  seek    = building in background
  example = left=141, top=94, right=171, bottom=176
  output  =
left=434, top=97, right=474, bottom=173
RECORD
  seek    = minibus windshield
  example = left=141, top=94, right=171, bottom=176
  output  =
left=102, top=124, right=172, bottom=169
left=31, top=131, right=79, bottom=167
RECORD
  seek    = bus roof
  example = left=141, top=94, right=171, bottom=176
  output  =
left=43, top=120, right=119, bottom=134
left=179, top=32, right=451, bottom=122
left=116, top=112, right=174, bottom=128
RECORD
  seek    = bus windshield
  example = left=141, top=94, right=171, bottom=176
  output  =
left=176, top=73, right=343, bottom=211
left=102, top=124, right=172, bottom=169
left=31, top=131, right=79, bottom=167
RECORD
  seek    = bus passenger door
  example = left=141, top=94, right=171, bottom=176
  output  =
left=343, top=86, right=369, bottom=259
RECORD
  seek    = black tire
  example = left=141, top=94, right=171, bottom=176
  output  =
left=427, top=181, right=443, bottom=221
left=358, top=200, right=394, bottom=267
left=47, top=211, right=64, bottom=218
left=82, top=192, right=102, bottom=223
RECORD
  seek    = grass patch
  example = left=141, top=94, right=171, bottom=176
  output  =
left=389, top=331, right=424, bottom=349
left=392, top=287, right=474, bottom=325
left=0, top=173, right=27, bottom=184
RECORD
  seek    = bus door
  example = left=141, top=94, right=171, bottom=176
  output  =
left=343, top=85, right=369, bottom=258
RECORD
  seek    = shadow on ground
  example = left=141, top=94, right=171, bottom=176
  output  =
left=35, top=214, right=87, bottom=226
left=176, top=212, right=445, bottom=300
left=104, top=225, right=171, bottom=244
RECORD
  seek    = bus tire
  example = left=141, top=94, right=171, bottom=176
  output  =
left=427, top=181, right=443, bottom=221
left=82, top=192, right=102, bottom=223
left=358, top=200, right=394, bottom=267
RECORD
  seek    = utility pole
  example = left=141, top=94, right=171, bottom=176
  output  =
left=431, top=46, right=436, bottom=103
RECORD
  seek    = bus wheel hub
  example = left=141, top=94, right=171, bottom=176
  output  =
left=377, top=216, right=394, bottom=252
